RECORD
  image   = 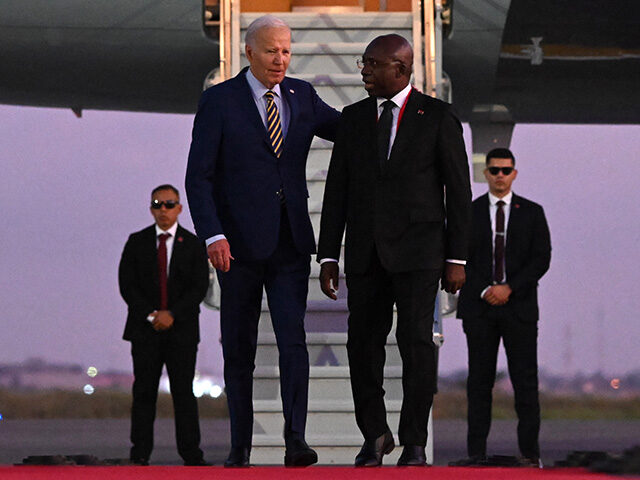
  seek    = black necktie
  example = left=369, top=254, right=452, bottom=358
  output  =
left=493, top=201, right=506, bottom=283
left=377, top=100, right=394, bottom=169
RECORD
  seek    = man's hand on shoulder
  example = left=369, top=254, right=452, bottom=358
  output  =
left=207, top=239, right=234, bottom=272
left=442, top=263, right=465, bottom=294
left=482, top=284, right=512, bottom=306
left=152, top=310, right=174, bottom=331
left=319, top=262, right=339, bottom=301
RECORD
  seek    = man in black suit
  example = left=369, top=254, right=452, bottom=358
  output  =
left=119, top=184, right=209, bottom=466
left=455, top=148, right=551, bottom=466
left=317, top=34, right=471, bottom=467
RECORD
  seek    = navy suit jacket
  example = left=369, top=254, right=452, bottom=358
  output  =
left=457, top=193, right=551, bottom=322
left=185, top=67, right=340, bottom=261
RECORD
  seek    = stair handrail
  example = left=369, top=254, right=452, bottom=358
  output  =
left=421, top=0, right=444, bottom=99
left=219, top=0, right=241, bottom=81
left=412, top=0, right=425, bottom=92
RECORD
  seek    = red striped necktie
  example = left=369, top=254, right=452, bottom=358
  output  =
left=157, top=233, right=170, bottom=310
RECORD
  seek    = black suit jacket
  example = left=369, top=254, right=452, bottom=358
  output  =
left=119, top=224, right=209, bottom=344
left=317, top=89, right=471, bottom=273
left=457, top=193, right=551, bottom=322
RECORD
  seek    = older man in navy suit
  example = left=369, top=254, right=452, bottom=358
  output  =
left=185, top=15, right=340, bottom=467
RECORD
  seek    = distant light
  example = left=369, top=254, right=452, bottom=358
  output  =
left=83, top=384, right=95, bottom=395
left=0, top=413, right=3, bottom=420
left=210, top=385, right=223, bottom=398
left=582, top=382, right=595, bottom=394
left=87, top=366, right=98, bottom=378
left=193, top=378, right=211, bottom=399
left=193, top=383, right=205, bottom=398
left=610, top=378, right=621, bottom=390
left=159, top=377, right=171, bottom=393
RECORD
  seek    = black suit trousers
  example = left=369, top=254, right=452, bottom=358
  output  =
left=462, top=306, right=540, bottom=458
left=217, top=207, right=311, bottom=448
left=346, top=248, right=441, bottom=446
left=130, top=337, right=202, bottom=463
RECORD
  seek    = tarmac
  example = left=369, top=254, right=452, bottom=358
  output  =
left=1, top=418, right=638, bottom=466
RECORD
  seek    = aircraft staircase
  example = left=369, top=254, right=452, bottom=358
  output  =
left=206, top=4, right=447, bottom=465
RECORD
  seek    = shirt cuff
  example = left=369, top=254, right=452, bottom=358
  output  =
left=206, top=234, right=226, bottom=246
left=480, top=286, right=491, bottom=299
left=319, top=258, right=339, bottom=264
left=446, top=259, right=466, bottom=265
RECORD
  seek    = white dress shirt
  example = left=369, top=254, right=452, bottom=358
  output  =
left=155, top=222, right=178, bottom=276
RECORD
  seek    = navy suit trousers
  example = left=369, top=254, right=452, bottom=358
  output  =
left=217, top=207, right=311, bottom=448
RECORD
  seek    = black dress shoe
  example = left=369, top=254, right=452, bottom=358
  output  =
left=184, top=458, right=212, bottom=466
left=284, top=439, right=318, bottom=467
left=224, top=447, right=250, bottom=467
left=448, top=454, right=488, bottom=466
left=518, top=456, right=543, bottom=468
left=129, top=457, right=149, bottom=466
left=354, top=430, right=395, bottom=467
left=397, top=445, right=427, bottom=466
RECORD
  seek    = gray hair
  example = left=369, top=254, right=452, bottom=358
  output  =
left=245, top=15, right=291, bottom=47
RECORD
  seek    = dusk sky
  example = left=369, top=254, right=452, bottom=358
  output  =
left=1, top=104, right=639, bottom=381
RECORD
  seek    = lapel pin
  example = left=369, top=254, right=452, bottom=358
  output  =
left=178, top=236, right=184, bottom=242
left=514, top=204, right=520, bottom=209
left=289, top=89, right=295, bottom=94
left=417, top=109, right=424, bottom=115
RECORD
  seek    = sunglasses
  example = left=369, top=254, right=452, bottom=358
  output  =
left=151, top=200, right=179, bottom=209
left=487, top=167, right=514, bottom=176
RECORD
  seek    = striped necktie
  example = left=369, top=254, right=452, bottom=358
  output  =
left=265, top=90, right=284, bottom=157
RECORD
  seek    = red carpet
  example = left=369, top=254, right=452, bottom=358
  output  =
left=0, top=466, right=633, bottom=479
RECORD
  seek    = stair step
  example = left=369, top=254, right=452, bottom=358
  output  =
left=241, top=12, right=412, bottom=30
left=253, top=366, right=403, bottom=400
left=254, top=399, right=401, bottom=412
left=254, top=411, right=401, bottom=440
left=256, top=332, right=402, bottom=367
left=255, top=366, right=402, bottom=378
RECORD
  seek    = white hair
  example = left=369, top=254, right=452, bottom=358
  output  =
left=245, top=15, right=291, bottom=47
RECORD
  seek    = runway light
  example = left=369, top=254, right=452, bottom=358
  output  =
left=210, top=385, right=223, bottom=398
left=193, top=383, right=205, bottom=398
left=610, top=378, right=621, bottom=390
left=83, top=384, right=95, bottom=395
left=87, top=366, right=98, bottom=377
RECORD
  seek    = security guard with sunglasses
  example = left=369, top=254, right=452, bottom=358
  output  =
left=118, top=184, right=210, bottom=466
left=455, top=148, right=551, bottom=467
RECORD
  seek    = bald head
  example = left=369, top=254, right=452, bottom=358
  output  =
left=368, top=34, right=413, bottom=75
left=360, top=34, right=413, bottom=98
